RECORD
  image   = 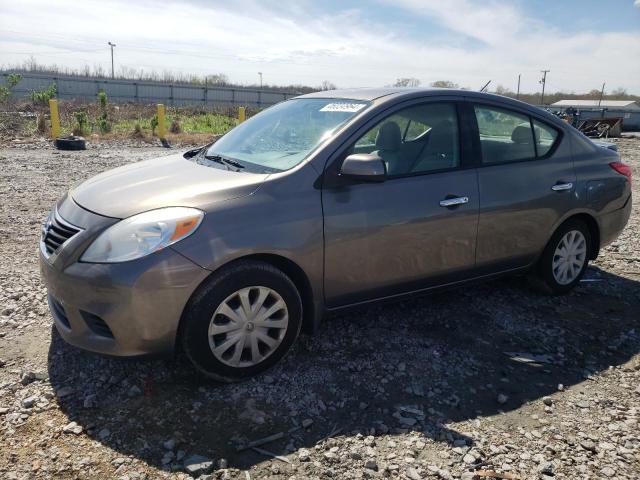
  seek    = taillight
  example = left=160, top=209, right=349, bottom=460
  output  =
left=609, top=161, right=632, bottom=185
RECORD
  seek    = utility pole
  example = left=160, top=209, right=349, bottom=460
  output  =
left=516, top=74, right=521, bottom=99
left=108, top=41, right=116, bottom=79
left=539, top=69, right=550, bottom=105
left=258, top=72, right=263, bottom=89
left=598, top=82, right=606, bottom=107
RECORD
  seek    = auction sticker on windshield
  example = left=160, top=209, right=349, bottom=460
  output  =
left=319, top=102, right=367, bottom=113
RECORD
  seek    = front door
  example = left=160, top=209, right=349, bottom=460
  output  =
left=322, top=101, right=479, bottom=307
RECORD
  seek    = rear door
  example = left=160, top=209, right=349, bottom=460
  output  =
left=470, top=102, right=576, bottom=271
left=322, top=99, right=479, bottom=307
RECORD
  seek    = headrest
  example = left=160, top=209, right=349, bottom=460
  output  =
left=511, top=125, right=532, bottom=144
left=375, top=121, right=402, bottom=151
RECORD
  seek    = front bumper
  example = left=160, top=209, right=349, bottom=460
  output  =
left=39, top=199, right=210, bottom=357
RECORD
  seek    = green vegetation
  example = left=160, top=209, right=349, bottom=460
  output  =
left=96, top=90, right=111, bottom=133
left=30, top=83, right=57, bottom=105
left=112, top=112, right=237, bottom=137
left=0, top=73, right=22, bottom=103
left=73, top=111, right=89, bottom=136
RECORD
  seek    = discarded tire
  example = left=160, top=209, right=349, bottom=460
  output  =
left=54, top=136, right=86, bottom=151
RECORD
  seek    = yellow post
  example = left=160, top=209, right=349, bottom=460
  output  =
left=238, top=106, right=246, bottom=123
left=49, top=99, right=60, bottom=139
left=157, top=104, right=166, bottom=139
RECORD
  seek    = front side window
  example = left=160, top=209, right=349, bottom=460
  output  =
left=474, top=106, right=535, bottom=164
left=204, top=98, right=369, bottom=173
left=352, top=103, right=460, bottom=176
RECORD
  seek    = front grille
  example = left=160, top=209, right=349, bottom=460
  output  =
left=42, top=209, right=81, bottom=255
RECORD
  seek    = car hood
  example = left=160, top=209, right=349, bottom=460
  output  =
left=71, top=152, right=269, bottom=218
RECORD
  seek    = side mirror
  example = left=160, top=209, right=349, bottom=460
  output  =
left=340, top=153, right=387, bottom=182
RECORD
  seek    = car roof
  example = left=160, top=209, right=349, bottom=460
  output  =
left=296, top=87, right=436, bottom=101
left=296, top=87, right=569, bottom=129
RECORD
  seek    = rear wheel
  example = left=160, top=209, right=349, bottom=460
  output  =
left=532, top=219, right=591, bottom=295
left=181, top=260, right=302, bottom=382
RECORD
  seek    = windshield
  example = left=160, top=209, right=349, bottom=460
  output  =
left=204, top=98, right=369, bottom=172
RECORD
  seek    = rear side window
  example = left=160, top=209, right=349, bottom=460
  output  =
left=474, top=106, right=535, bottom=164
left=533, top=119, right=559, bottom=156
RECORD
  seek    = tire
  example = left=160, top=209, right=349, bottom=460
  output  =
left=54, top=136, right=86, bottom=151
left=532, top=219, right=591, bottom=295
left=181, top=260, right=302, bottom=382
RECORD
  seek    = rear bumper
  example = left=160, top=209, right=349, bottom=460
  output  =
left=40, top=246, right=210, bottom=357
left=598, top=193, right=632, bottom=248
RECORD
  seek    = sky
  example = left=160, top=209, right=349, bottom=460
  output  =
left=1, top=0, right=639, bottom=93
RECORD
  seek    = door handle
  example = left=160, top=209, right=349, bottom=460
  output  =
left=439, top=196, right=469, bottom=207
left=551, top=182, right=573, bottom=191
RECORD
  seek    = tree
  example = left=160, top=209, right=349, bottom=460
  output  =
left=494, top=85, right=513, bottom=96
left=610, top=87, right=628, bottom=99
left=394, top=78, right=421, bottom=87
left=320, top=80, right=337, bottom=91
left=0, top=73, right=21, bottom=103
left=430, top=80, right=458, bottom=88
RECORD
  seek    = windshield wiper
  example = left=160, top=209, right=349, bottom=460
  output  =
left=204, top=154, right=245, bottom=169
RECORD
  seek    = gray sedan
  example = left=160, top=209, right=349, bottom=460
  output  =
left=40, top=88, right=632, bottom=381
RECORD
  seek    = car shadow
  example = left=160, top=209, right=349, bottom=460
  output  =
left=47, top=266, right=640, bottom=473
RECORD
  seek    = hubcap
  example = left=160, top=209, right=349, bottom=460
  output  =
left=208, top=286, right=289, bottom=367
left=552, top=230, right=587, bottom=285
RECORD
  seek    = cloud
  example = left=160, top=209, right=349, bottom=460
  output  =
left=0, top=0, right=638, bottom=93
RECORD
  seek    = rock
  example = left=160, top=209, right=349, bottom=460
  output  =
left=580, top=440, right=597, bottom=452
left=542, top=396, right=553, bottom=406
left=364, top=435, right=376, bottom=446
left=601, top=466, right=616, bottom=477
left=20, top=372, right=35, bottom=385
left=22, top=396, right=38, bottom=408
left=127, top=385, right=142, bottom=397
left=63, top=421, right=83, bottom=435
left=576, top=399, right=590, bottom=409
left=298, top=448, right=311, bottom=462
left=302, top=418, right=313, bottom=428
left=83, top=394, right=97, bottom=408
left=364, top=459, right=378, bottom=471
left=98, top=428, right=110, bottom=440
left=161, top=451, right=174, bottom=465
left=163, top=439, right=176, bottom=450
left=263, top=375, right=274, bottom=384
left=56, top=386, right=74, bottom=398
left=462, top=453, right=476, bottom=464
left=406, top=467, right=422, bottom=480
left=497, top=394, right=509, bottom=404
left=183, top=455, right=214, bottom=476
left=218, top=458, right=228, bottom=469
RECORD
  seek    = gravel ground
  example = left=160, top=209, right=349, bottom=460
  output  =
left=0, top=136, right=639, bottom=480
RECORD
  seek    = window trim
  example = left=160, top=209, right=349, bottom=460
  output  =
left=469, top=101, right=563, bottom=167
left=330, top=99, right=469, bottom=182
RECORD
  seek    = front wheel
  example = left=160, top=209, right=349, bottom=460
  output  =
left=532, top=219, right=591, bottom=295
left=181, top=261, right=302, bottom=382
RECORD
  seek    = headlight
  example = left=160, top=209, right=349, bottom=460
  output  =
left=81, top=207, right=204, bottom=263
